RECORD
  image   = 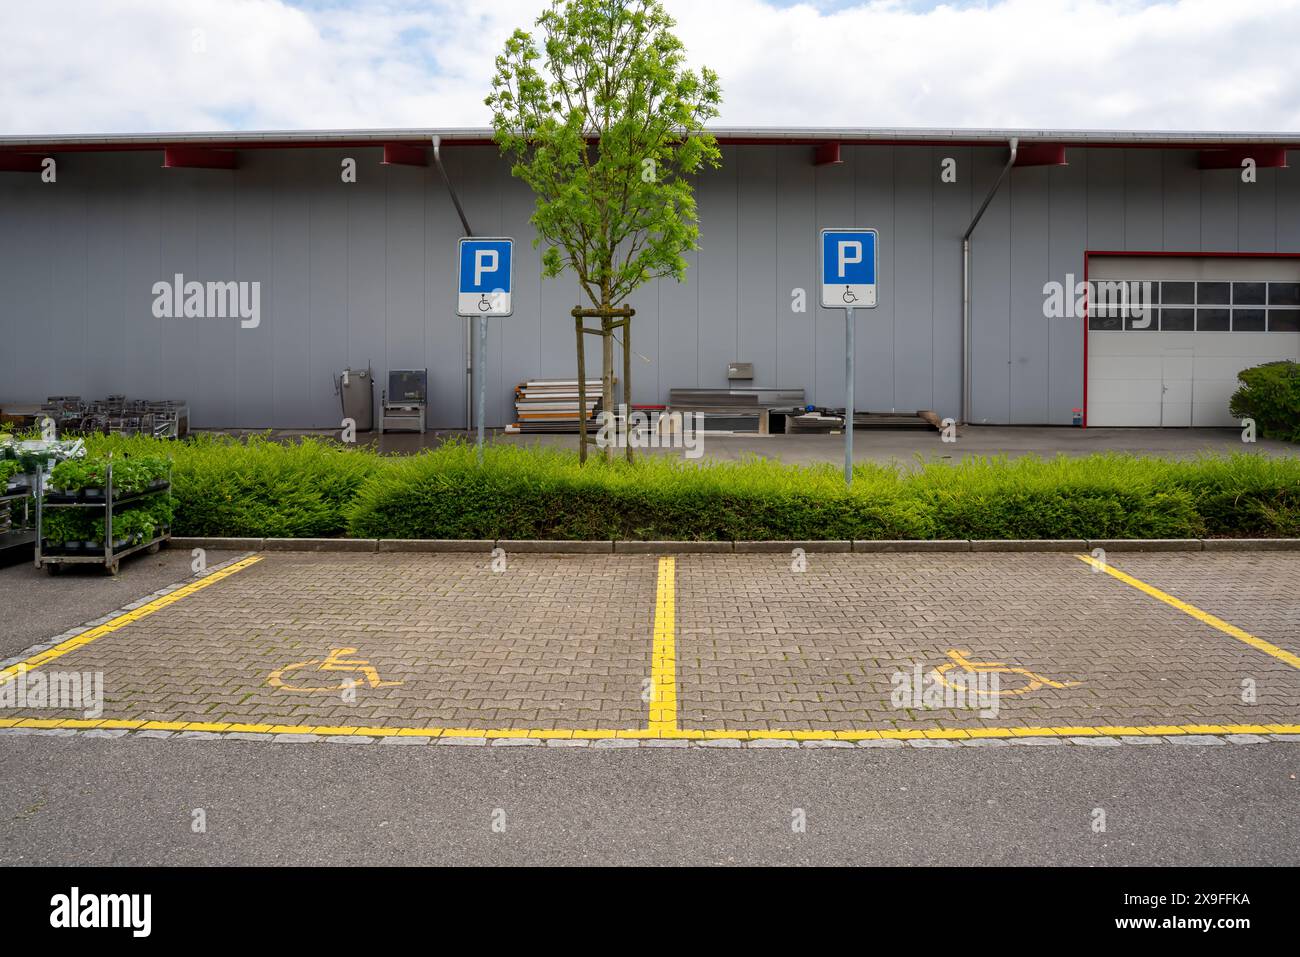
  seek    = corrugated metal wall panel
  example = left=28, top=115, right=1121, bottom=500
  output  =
left=735, top=146, right=778, bottom=393
left=970, top=148, right=1012, bottom=424
left=891, top=146, right=934, bottom=414
left=774, top=145, right=816, bottom=399
left=423, top=148, right=467, bottom=429
left=1009, top=164, right=1051, bottom=423
left=851, top=145, right=894, bottom=412
left=268, top=151, right=314, bottom=428
left=234, top=151, right=275, bottom=429
left=932, top=147, right=972, bottom=421
left=1162, top=150, right=1202, bottom=253
left=1047, top=153, right=1088, bottom=424
left=2, top=142, right=1298, bottom=430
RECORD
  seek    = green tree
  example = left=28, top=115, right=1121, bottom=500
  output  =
left=487, top=0, right=721, bottom=462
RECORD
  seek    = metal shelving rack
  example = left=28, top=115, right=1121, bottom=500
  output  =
left=34, top=459, right=172, bottom=576
left=0, top=487, right=35, bottom=553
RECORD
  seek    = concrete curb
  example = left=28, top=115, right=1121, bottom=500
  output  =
left=733, top=540, right=852, bottom=553
left=970, top=539, right=1088, bottom=552
left=379, top=539, right=495, bottom=553
left=1201, top=538, right=1300, bottom=551
left=164, top=536, right=1300, bottom=553
left=260, top=537, right=378, bottom=552
left=497, top=539, right=613, bottom=554
left=168, top=537, right=265, bottom=550
left=1086, top=539, right=1203, bottom=552
left=614, top=540, right=735, bottom=554
left=853, top=540, right=972, bottom=552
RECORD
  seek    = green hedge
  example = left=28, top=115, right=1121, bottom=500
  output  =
left=77, top=434, right=1300, bottom=540
left=85, top=433, right=383, bottom=538
left=1230, top=360, right=1300, bottom=443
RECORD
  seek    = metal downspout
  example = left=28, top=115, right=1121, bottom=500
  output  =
left=961, top=137, right=1018, bottom=424
left=432, top=135, right=475, bottom=432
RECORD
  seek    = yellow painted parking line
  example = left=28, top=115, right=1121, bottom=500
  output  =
left=648, top=557, right=678, bottom=734
left=1076, top=554, right=1300, bottom=670
left=0, top=555, right=263, bottom=686
left=1, top=716, right=1296, bottom=740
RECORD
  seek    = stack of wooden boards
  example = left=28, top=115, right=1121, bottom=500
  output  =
left=511, top=378, right=606, bottom=433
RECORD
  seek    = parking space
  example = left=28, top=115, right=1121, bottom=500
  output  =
left=674, top=553, right=1300, bottom=734
left=0, top=549, right=1296, bottom=741
left=1, top=553, right=656, bottom=733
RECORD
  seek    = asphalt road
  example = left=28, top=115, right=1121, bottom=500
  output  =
left=0, top=735, right=1294, bottom=866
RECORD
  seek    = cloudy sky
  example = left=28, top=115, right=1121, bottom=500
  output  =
left=2, top=0, right=1298, bottom=135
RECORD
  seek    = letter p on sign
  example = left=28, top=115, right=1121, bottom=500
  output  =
left=474, top=250, right=498, bottom=286
left=837, top=241, right=862, bottom=278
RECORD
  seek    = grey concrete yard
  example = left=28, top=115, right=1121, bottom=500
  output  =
left=215, top=425, right=1298, bottom=464
left=498, top=425, right=1298, bottom=464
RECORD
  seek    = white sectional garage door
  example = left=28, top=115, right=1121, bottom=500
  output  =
left=1088, top=256, right=1300, bottom=427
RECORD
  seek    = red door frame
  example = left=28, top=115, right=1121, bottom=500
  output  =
left=1081, top=250, right=1300, bottom=428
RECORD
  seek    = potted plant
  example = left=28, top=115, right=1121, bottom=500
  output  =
left=82, top=460, right=109, bottom=500
left=0, top=459, right=21, bottom=493
left=48, top=458, right=91, bottom=501
left=41, top=510, right=88, bottom=553
left=116, top=508, right=154, bottom=545
left=85, top=516, right=108, bottom=550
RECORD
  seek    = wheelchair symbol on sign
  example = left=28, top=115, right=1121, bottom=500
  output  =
left=933, top=649, right=1080, bottom=697
left=841, top=287, right=859, bottom=304
left=268, top=647, right=404, bottom=693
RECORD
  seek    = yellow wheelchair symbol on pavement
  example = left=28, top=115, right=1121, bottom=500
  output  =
left=269, top=647, right=404, bottom=693
left=934, top=649, right=1081, bottom=697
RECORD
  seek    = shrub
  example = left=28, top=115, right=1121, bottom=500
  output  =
left=85, top=433, right=384, bottom=537
left=902, top=454, right=1206, bottom=539
left=53, top=434, right=1300, bottom=541
left=1230, top=360, right=1300, bottom=442
left=343, top=443, right=929, bottom=541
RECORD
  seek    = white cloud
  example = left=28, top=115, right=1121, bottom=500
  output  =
left=2, top=0, right=1298, bottom=134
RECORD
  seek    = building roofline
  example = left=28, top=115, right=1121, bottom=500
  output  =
left=0, top=126, right=1298, bottom=153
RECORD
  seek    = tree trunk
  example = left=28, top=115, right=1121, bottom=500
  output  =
left=601, top=314, right=615, bottom=464
left=600, top=282, right=615, bottom=464
left=623, top=314, right=633, bottom=463
left=575, top=311, right=588, bottom=465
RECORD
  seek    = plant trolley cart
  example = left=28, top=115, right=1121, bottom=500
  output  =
left=35, top=455, right=173, bottom=576
left=0, top=435, right=82, bottom=558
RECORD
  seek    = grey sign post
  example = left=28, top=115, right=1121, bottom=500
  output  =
left=456, top=238, right=514, bottom=462
left=819, top=228, right=879, bottom=485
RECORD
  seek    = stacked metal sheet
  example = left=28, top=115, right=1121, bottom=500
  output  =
left=513, top=379, right=605, bottom=433
left=666, top=387, right=806, bottom=435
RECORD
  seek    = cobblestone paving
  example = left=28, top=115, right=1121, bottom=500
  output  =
left=674, top=553, right=1300, bottom=732
left=1107, top=553, right=1300, bottom=656
left=4, top=550, right=1298, bottom=736
left=4, top=554, right=656, bottom=730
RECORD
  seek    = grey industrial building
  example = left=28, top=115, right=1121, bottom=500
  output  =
left=2, top=127, right=1299, bottom=430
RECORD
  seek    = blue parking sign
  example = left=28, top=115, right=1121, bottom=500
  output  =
left=820, top=228, right=878, bottom=308
left=457, top=237, right=514, bottom=317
